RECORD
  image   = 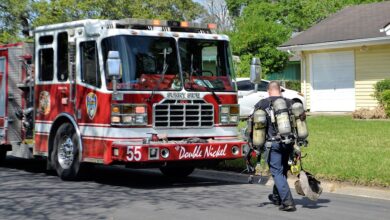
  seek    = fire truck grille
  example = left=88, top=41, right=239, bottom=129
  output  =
left=154, top=101, right=214, bottom=128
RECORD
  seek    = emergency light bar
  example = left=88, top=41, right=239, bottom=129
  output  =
left=115, top=18, right=217, bottom=33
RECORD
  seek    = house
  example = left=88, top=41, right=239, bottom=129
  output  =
left=278, top=2, right=390, bottom=112
left=267, top=54, right=301, bottom=81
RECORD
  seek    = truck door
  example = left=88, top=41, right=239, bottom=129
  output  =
left=75, top=40, right=103, bottom=158
left=0, top=55, right=6, bottom=143
left=76, top=40, right=101, bottom=123
left=55, top=32, right=73, bottom=115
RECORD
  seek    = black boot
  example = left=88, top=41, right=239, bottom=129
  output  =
left=268, top=194, right=281, bottom=206
left=279, top=203, right=296, bottom=212
left=279, top=194, right=296, bottom=212
left=279, top=190, right=296, bottom=212
left=268, top=185, right=281, bottom=206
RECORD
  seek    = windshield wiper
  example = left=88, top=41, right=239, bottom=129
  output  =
left=203, top=80, right=221, bottom=104
left=188, top=54, right=195, bottom=90
left=188, top=54, right=221, bottom=104
left=147, top=49, right=169, bottom=103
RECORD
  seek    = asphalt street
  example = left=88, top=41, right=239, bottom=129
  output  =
left=0, top=157, right=389, bottom=220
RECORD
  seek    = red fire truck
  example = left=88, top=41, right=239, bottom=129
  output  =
left=0, top=18, right=252, bottom=180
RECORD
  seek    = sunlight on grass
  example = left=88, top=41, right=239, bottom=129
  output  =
left=302, top=116, right=390, bottom=186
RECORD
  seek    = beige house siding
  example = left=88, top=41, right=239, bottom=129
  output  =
left=300, top=45, right=390, bottom=111
left=301, top=52, right=311, bottom=109
left=355, top=44, right=390, bottom=109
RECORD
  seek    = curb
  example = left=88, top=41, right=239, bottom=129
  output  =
left=280, top=175, right=390, bottom=201
left=195, top=169, right=390, bottom=201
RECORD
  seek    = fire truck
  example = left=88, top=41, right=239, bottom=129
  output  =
left=0, top=18, right=255, bottom=180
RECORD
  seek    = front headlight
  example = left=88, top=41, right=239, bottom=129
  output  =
left=219, top=105, right=239, bottom=125
left=111, top=116, right=121, bottom=123
left=220, top=115, right=229, bottom=123
left=220, top=106, right=230, bottom=114
left=230, top=115, right=239, bottom=123
left=122, top=115, right=133, bottom=123
left=111, top=104, right=148, bottom=126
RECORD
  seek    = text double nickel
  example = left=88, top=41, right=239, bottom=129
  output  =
left=176, top=145, right=227, bottom=159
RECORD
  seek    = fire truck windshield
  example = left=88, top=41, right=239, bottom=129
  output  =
left=102, top=35, right=235, bottom=92
left=179, top=38, right=235, bottom=92
left=102, top=35, right=181, bottom=91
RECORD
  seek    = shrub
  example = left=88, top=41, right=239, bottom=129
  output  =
left=374, top=79, right=390, bottom=105
left=352, top=106, right=387, bottom=119
left=381, top=90, right=390, bottom=117
left=284, top=80, right=301, bottom=92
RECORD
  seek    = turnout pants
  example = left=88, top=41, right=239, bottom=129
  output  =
left=267, top=142, right=295, bottom=206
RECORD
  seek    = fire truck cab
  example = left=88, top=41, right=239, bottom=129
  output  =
left=0, top=18, right=249, bottom=180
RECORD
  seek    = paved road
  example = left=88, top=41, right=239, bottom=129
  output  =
left=0, top=157, right=389, bottom=220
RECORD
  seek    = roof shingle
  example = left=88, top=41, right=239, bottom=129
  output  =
left=280, top=1, right=390, bottom=47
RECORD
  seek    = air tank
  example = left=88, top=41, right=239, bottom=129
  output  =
left=272, top=98, right=292, bottom=136
left=252, top=109, right=267, bottom=146
left=291, top=102, right=308, bottom=139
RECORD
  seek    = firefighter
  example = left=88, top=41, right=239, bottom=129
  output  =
left=253, top=81, right=297, bottom=212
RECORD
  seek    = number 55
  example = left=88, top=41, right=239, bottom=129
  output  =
left=127, top=146, right=142, bottom=161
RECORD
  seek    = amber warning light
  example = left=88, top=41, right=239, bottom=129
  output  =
left=207, top=23, right=217, bottom=30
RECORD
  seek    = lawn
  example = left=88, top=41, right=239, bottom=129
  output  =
left=302, top=115, right=390, bottom=186
left=225, top=116, right=390, bottom=187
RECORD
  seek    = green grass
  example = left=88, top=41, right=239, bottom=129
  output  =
left=223, top=116, right=390, bottom=186
left=302, top=116, right=390, bottom=186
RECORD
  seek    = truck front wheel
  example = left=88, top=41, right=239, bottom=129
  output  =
left=160, top=166, right=195, bottom=178
left=52, top=123, right=81, bottom=180
left=0, top=149, right=6, bottom=164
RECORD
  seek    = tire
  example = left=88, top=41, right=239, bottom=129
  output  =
left=160, top=166, right=195, bottom=178
left=292, top=99, right=303, bottom=105
left=52, top=123, right=81, bottom=180
left=0, top=149, right=6, bottom=164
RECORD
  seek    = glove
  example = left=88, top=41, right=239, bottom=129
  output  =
left=299, top=112, right=307, bottom=121
left=294, top=146, right=301, bottom=160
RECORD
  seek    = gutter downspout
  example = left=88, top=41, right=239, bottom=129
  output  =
left=301, top=51, right=307, bottom=108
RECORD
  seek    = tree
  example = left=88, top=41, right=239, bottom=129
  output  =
left=0, top=0, right=206, bottom=44
left=225, top=0, right=252, bottom=17
left=227, top=0, right=387, bottom=77
left=201, top=0, right=233, bottom=32
left=228, top=1, right=291, bottom=77
left=32, top=0, right=205, bottom=27
left=0, top=0, right=31, bottom=43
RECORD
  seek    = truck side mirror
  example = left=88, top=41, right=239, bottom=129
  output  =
left=250, top=57, right=262, bottom=84
left=107, top=51, right=121, bottom=79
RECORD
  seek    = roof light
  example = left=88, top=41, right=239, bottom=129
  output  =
left=180, top=21, right=189, bottom=28
left=115, top=18, right=216, bottom=33
left=207, top=23, right=217, bottom=30
left=152, top=20, right=161, bottom=26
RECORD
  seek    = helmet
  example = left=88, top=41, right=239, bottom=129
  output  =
left=294, top=170, right=323, bottom=201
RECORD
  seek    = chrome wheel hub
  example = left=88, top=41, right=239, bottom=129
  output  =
left=58, top=136, right=74, bottom=169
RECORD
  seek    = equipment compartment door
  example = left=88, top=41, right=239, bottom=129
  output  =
left=0, top=56, right=7, bottom=143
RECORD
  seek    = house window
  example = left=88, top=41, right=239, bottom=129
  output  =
left=39, top=48, right=54, bottom=81
left=57, top=32, right=68, bottom=81
left=80, top=41, right=101, bottom=88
